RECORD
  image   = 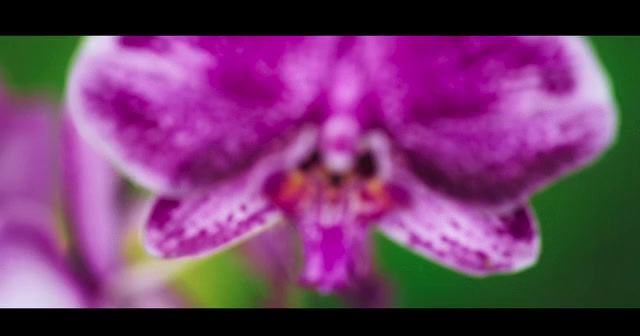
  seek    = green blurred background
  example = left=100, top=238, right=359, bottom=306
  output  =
left=0, top=36, right=637, bottom=308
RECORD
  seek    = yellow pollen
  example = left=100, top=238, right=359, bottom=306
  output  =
left=279, top=170, right=306, bottom=200
left=363, top=178, right=392, bottom=210
left=365, top=178, right=386, bottom=197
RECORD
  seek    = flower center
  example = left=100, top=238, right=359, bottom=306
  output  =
left=264, top=149, right=395, bottom=223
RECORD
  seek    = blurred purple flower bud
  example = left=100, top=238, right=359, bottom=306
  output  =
left=0, top=82, right=186, bottom=307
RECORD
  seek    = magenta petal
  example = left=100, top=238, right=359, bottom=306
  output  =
left=368, top=36, right=616, bottom=205
left=143, top=128, right=318, bottom=258
left=67, top=36, right=338, bottom=194
left=145, top=191, right=282, bottom=259
left=62, top=114, right=122, bottom=281
left=0, top=89, right=56, bottom=206
left=378, top=166, right=540, bottom=276
left=143, top=159, right=286, bottom=258
left=0, top=207, right=89, bottom=308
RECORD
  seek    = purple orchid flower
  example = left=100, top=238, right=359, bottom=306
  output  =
left=66, top=36, right=616, bottom=294
left=0, top=82, right=185, bottom=307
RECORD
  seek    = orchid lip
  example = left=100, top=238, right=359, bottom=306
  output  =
left=258, top=130, right=408, bottom=291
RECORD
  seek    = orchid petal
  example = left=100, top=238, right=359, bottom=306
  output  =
left=0, top=89, right=56, bottom=206
left=62, top=114, right=122, bottom=282
left=0, top=208, right=89, bottom=308
left=67, top=36, right=338, bottom=194
left=144, top=126, right=318, bottom=258
left=378, top=164, right=540, bottom=276
left=145, top=186, right=283, bottom=259
left=367, top=36, right=616, bottom=205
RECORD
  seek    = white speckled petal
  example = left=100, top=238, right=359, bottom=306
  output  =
left=378, top=164, right=540, bottom=276
left=143, top=128, right=318, bottom=258
left=145, top=184, right=283, bottom=259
